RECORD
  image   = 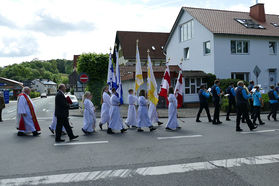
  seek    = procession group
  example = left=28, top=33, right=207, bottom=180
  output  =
left=197, top=79, right=279, bottom=132
left=15, top=83, right=180, bottom=142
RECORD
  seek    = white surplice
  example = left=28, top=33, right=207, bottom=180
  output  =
left=16, top=94, right=36, bottom=133
left=83, top=98, right=96, bottom=132
left=125, top=94, right=137, bottom=126
left=109, top=94, right=123, bottom=130
left=148, top=102, right=159, bottom=124
left=166, top=94, right=179, bottom=129
left=137, top=96, right=152, bottom=128
left=100, top=92, right=111, bottom=125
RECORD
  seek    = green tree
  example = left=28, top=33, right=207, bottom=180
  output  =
left=77, top=53, right=109, bottom=108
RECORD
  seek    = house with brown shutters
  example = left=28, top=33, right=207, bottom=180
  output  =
left=165, top=3, right=279, bottom=103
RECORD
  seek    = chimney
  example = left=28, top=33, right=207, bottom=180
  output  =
left=249, top=3, right=266, bottom=22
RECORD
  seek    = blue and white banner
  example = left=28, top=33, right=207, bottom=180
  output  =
left=107, top=52, right=117, bottom=90
left=115, top=49, right=123, bottom=105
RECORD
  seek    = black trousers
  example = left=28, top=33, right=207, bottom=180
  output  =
left=196, top=102, right=211, bottom=121
left=226, top=99, right=236, bottom=119
left=268, top=103, right=278, bottom=120
left=213, top=101, right=220, bottom=122
left=56, top=116, right=74, bottom=140
left=249, top=99, right=254, bottom=118
left=253, top=106, right=263, bottom=124
left=0, top=109, right=2, bottom=121
left=236, top=103, right=254, bottom=130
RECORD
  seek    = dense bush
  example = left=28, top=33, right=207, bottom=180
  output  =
left=30, top=91, right=40, bottom=98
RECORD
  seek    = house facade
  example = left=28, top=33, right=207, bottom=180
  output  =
left=32, top=79, right=57, bottom=95
left=165, top=3, right=279, bottom=103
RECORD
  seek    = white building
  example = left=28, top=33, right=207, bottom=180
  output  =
left=32, top=79, right=57, bottom=95
left=165, top=3, right=279, bottom=103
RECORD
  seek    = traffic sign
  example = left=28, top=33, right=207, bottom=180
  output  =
left=4, top=90, right=9, bottom=104
left=253, top=65, right=261, bottom=78
left=79, top=73, right=89, bottom=84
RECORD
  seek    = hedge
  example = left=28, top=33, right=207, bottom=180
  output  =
left=30, top=91, right=41, bottom=98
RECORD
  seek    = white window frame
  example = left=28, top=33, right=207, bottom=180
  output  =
left=269, top=41, right=277, bottom=55
left=180, top=20, right=194, bottom=42
left=184, top=77, right=207, bottom=95
left=204, top=41, right=211, bottom=55
left=231, top=40, right=249, bottom=54
left=231, top=72, right=250, bottom=81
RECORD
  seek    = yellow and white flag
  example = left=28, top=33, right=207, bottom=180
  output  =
left=135, top=40, right=144, bottom=91
left=147, top=51, right=158, bottom=105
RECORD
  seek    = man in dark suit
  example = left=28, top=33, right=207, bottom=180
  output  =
left=0, top=92, right=5, bottom=122
left=55, top=84, right=78, bottom=142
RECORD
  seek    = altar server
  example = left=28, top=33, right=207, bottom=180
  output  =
left=125, top=89, right=137, bottom=128
left=166, top=87, right=180, bottom=131
left=99, top=86, right=111, bottom=130
left=82, top=91, right=96, bottom=134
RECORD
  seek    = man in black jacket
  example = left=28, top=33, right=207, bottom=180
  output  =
left=55, top=84, right=78, bottom=142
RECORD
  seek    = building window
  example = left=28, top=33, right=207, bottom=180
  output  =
left=269, top=42, right=277, bottom=55
left=204, top=41, right=211, bottom=55
left=231, top=40, right=249, bottom=54
left=180, top=20, right=193, bottom=42
left=184, top=77, right=207, bottom=95
left=231, top=72, right=249, bottom=81
left=184, top=47, right=189, bottom=59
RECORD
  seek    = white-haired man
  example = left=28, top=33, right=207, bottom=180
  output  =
left=16, top=87, right=41, bottom=136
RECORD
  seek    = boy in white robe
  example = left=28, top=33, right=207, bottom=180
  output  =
left=99, top=87, right=111, bottom=130
left=16, top=87, right=41, bottom=136
left=148, top=102, right=163, bottom=126
left=82, top=91, right=96, bottom=134
left=125, top=89, right=137, bottom=128
left=49, top=113, right=66, bottom=135
left=137, top=90, right=156, bottom=132
left=166, top=87, right=181, bottom=131
left=107, top=88, right=127, bottom=134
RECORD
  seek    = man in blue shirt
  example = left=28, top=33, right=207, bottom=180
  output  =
left=275, top=82, right=279, bottom=93
left=252, top=85, right=264, bottom=125
left=267, top=85, right=279, bottom=121
left=235, top=81, right=257, bottom=132
left=211, top=80, right=222, bottom=124
left=226, top=82, right=236, bottom=121
left=248, top=80, right=255, bottom=119
left=196, top=85, right=212, bottom=122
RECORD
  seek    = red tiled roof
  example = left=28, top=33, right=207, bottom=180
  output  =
left=115, top=31, right=169, bottom=60
left=183, top=7, right=279, bottom=37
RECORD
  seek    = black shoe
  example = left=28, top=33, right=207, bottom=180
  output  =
left=121, top=128, right=127, bottom=133
left=250, top=125, right=258, bottom=131
left=260, top=122, right=265, bottom=125
left=55, top=139, right=65, bottom=143
left=99, top=124, right=103, bottom=130
left=226, top=118, right=231, bottom=121
left=0, top=120, right=3, bottom=122
left=217, top=121, right=222, bottom=124
left=158, top=121, right=163, bottom=126
left=177, top=126, right=182, bottom=129
left=49, top=127, right=54, bottom=134
left=137, top=128, right=144, bottom=132
left=150, top=126, right=156, bottom=132
left=212, top=121, right=218, bottom=125
left=165, top=127, right=174, bottom=131
left=274, top=118, right=277, bottom=121
left=32, top=131, right=41, bottom=136
left=17, top=132, right=26, bottom=136
left=267, top=115, right=270, bottom=121
left=107, top=128, right=114, bottom=134
left=236, top=128, right=243, bottom=132
left=209, top=119, right=212, bottom=122
left=70, top=135, right=79, bottom=140
left=82, top=128, right=89, bottom=135
left=196, top=120, right=202, bottom=123
left=62, top=131, right=67, bottom=135
left=132, top=125, right=137, bottom=128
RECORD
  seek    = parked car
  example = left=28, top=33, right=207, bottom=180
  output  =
left=69, top=95, right=79, bottom=109
left=41, top=93, right=47, bottom=98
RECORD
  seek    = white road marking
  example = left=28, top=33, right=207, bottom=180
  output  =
left=1, top=154, right=279, bottom=185
left=241, top=129, right=279, bottom=134
left=54, top=141, right=109, bottom=146
left=157, top=135, right=202, bottom=140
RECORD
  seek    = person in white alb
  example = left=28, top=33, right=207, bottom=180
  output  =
left=82, top=91, right=96, bottom=135
left=107, top=88, right=127, bottom=134
left=137, top=90, right=156, bottom=132
left=16, top=87, right=41, bottom=136
left=99, top=86, right=111, bottom=130
left=125, top=89, right=137, bottom=128
left=148, top=101, right=163, bottom=126
left=166, top=87, right=181, bottom=131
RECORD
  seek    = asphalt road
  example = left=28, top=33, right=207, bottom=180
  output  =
left=0, top=96, right=279, bottom=186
